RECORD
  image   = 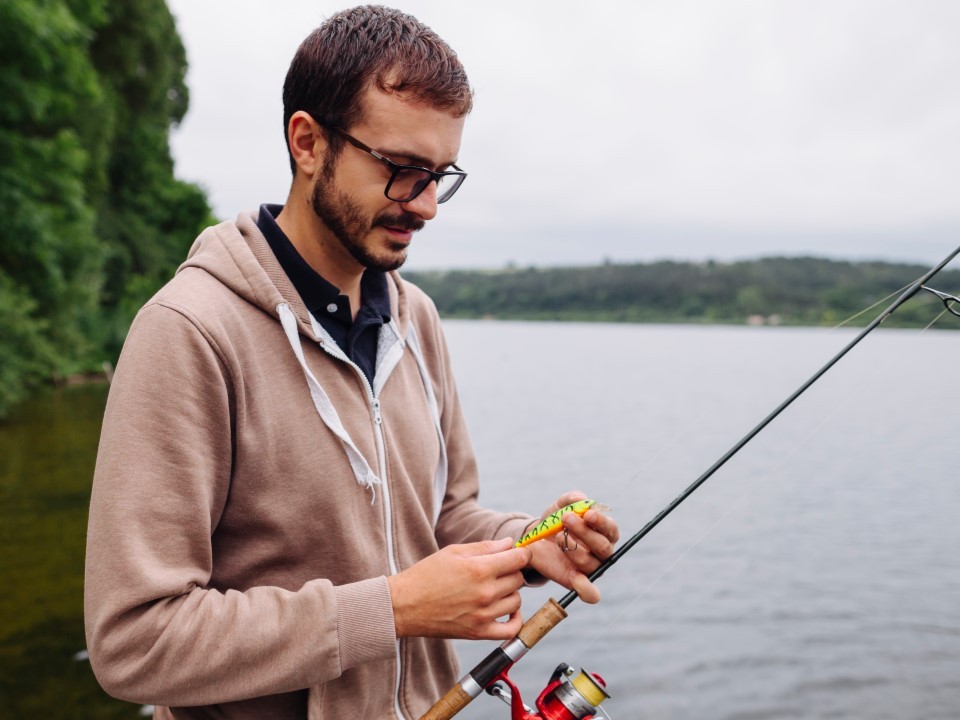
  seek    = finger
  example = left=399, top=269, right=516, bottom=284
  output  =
left=570, top=572, right=601, bottom=604
left=561, top=514, right=616, bottom=560
left=555, top=541, right=603, bottom=576
left=479, top=608, right=524, bottom=640
left=548, top=490, right=588, bottom=514
left=455, top=536, right=516, bottom=557
left=583, top=508, right=620, bottom=543
left=486, top=546, right=533, bottom=576
left=485, top=590, right=523, bottom=621
left=492, top=569, right=527, bottom=596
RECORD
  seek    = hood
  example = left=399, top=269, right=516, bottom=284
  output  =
left=178, top=210, right=409, bottom=342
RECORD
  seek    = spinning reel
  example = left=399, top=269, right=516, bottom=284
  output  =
left=487, top=662, right=611, bottom=720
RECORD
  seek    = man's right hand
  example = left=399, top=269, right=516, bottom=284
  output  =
left=386, top=537, right=531, bottom=640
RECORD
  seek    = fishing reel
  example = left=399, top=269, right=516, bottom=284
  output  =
left=487, top=662, right=611, bottom=720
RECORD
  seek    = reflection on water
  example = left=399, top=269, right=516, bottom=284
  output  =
left=3, top=323, right=959, bottom=719
left=0, top=384, right=136, bottom=718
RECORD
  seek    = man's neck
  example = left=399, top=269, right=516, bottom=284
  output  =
left=275, top=200, right=363, bottom=319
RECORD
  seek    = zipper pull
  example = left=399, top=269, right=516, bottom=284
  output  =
left=372, top=398, right=382, bottom=425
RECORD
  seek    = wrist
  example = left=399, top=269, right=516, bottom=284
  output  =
left=386, top=573, right=410, bottom=637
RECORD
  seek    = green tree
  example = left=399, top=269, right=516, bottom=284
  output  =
left=90, top=0, right=214, bottom=354
left=0, top=0, right=109, bottom=413
left=0, top=0, right=213, bottom=417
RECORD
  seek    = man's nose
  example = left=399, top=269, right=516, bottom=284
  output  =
left=400, top=181, right=439, bottom=221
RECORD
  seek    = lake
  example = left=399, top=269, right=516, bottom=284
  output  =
left=2, top=321, right=958, bottom=719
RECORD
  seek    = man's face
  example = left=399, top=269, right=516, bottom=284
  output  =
left=311, top=86, right=466, bottom=272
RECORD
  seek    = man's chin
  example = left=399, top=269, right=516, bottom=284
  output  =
left=375, top=250, right=408, bottom=273
left=353, top=246, right=408, bottom=273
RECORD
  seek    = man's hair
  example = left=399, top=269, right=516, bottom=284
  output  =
left=282, top=5, right=473, bottom=174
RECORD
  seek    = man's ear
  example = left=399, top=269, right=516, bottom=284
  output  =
left=287, top=111, right=326, bottom=177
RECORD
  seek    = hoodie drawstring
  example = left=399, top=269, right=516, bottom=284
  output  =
left=278, top=303, right=381, bottom=498
left=277, top=302, right=449, bottom=522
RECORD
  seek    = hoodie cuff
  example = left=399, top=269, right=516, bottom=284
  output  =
left=334, top=576, right=398, bottom=672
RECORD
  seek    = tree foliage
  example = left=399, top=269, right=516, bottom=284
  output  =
left=0, top=0, right=213, bottom=417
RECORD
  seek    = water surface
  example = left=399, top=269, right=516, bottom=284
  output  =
left=2, top=322, right=958, bottom=719
left=447, top=321, right=960, bottom=720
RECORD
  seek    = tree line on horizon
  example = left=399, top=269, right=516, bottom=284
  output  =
left=403, top=257, right=960, bottom=328
left=0, top=0, right=214, bottom=417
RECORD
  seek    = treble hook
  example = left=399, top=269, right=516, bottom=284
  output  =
left=561, top=528, right=579, bottom=553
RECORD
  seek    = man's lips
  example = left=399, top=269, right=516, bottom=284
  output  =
left=376, top=215, right=425, bottom=244
left=376, top=214, right=424, bottom=233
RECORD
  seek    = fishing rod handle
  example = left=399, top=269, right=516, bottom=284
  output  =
left=419, top=598, right=568, bottom=720
left=517, top=597, right=567, bottom=646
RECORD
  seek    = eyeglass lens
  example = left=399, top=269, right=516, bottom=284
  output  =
left=387, top=168, right=463, bottom=203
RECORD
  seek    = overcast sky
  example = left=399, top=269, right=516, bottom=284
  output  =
left=166, top=0, right=960, bottom=269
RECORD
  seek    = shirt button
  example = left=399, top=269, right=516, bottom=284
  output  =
left=326, top=303, right=338, bottom=313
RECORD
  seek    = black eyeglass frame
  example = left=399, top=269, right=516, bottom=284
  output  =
left=325, top=125, right=467, bottom=204
left=920, top=285, right=960, bottom=318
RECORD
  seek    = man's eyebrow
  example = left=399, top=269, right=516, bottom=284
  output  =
left=379, top=147, right=457, bottom=169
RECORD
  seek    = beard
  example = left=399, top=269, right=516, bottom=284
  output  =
left=310, top=166, right=424, bottom=273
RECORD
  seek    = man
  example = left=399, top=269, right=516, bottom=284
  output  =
left=85, top=6, right=619, bottom=719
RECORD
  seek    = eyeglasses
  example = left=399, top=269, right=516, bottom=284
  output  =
left=327, top=126, right=467, bottom=204
left=920, top=285, right=960, bottom=317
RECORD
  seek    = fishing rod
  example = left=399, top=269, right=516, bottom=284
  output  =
left=420, top=244, right=960, bottom=720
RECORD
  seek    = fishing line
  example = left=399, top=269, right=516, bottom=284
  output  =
left=422, top=246, right=960, bottom=720
left=587, top=288, right=914, bottom=531
left=575, top=357, right=861, bottom=654
left=573, top=301, right=954, bottom=657
left=608, top=407, right=710, bottom=499
left=605, top=276, right=925, bottom=505
left=564, top=278, right=951, bottom=639
left=830, top=280, right=915, bottom=330
left=922, top=307, right=949, bottom=331
left=562, top=252, right=960, bottom=608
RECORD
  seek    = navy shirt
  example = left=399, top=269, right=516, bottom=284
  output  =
left=257, top=204, right=391, bottom=385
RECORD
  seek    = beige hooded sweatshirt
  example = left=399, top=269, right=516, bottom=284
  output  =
left=84, top=212, right=532, bottom=719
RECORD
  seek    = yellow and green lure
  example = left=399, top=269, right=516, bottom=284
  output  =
left=515, top=499, right=610, bottom=548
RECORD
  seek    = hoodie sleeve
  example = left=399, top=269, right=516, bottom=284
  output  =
left=84, top=302, right=397, bottom=707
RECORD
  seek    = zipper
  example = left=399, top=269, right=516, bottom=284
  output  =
left=316, top=341, right=399, bottom=575
left=316, top=338, right=406, bottom=718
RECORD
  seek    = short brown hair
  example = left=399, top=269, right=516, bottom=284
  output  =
left=282, top=5, right=473, bottom=173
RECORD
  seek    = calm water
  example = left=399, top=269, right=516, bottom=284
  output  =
left=447, top=321, right=960, bottom=720
left=2, top=322, right=958, bottom=719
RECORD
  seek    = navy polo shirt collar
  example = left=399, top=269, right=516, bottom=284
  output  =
left=256, top=204, right=392, bottom=324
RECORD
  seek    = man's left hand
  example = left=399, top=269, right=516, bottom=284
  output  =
left=525, top=491, right=620, bottom=604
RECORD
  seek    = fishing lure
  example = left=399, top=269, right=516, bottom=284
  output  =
left=515, top=500, right=610, bottom=549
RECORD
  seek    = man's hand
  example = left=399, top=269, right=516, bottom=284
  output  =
left=526, top=491, right=620, bottom=604
left=387, top=538, right=532, bottom=640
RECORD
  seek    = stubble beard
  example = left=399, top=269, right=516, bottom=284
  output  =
left=310, top=161, right=424, bottom=273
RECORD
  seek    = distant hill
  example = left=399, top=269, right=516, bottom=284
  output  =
left=403, top=257, right=960, bottom=328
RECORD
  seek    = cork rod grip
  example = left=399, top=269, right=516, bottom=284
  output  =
left=419, top=684, right=472, bottom=720
left=517, top=598, right=567, bottom=647
left=418, top=599, right=568, bottom=720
